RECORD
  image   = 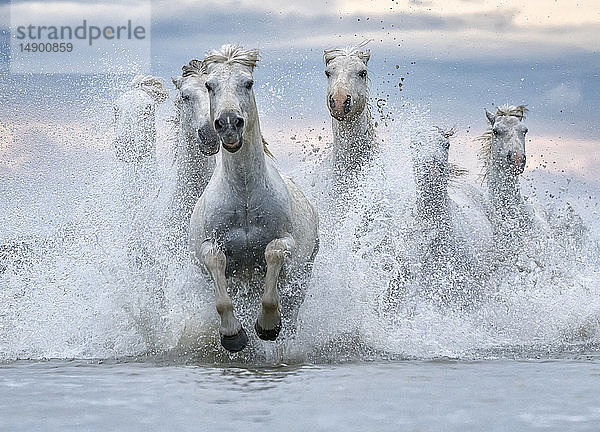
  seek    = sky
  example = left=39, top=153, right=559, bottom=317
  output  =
left=0, top=0, right=598, bottom=186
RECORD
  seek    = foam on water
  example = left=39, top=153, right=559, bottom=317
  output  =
left=1, top=82, right=599, bottom=365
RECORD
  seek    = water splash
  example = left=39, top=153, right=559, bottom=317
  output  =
left=1, top=84, right=599, bottom=365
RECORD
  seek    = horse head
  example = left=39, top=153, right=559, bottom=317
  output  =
left=172, top=60, right=221, bottom=156
left=412, top=127, right=455, bottom=215
left=203, top=44, right=260, bottom=154
left=484, top=105, right=528, bottom=176
left=324, top=41, right=371, bottom=121
left=113, top=75, right=167, bottom=162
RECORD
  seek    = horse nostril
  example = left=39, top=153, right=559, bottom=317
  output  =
left=235, top=117, right=244, bottom=129
left=329, top=96, right=335, bottom=109
left=214, top=118, right=223, bottom=131
left=343, top=95, right=352, bottom=114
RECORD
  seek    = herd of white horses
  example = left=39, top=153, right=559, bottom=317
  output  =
left=109, top=43, right=549, bottom=353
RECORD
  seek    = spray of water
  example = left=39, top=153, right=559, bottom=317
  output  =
left=1, top=79, right=599, bottom=365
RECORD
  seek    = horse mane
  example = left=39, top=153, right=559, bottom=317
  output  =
left=182, top=59, right=206, bottom=77
left=167, top=60, right=207, bottom=139
left=434, top=125, right=455, bottom=139
left=323, top=39, right=371, bottom=66
left=497, top=104, right=528, bottom=120
left=130, top=74, right=169, bottom=103
left=262, top=137, right=274, bottom=159
left=203, top=44, right=259, bottom=71
left=476, top=105, right=528, bottom=179
left=431, top=126, right=468, bottom=182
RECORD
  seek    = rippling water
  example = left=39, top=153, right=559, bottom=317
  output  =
left=2, top=355, right=600, bottom=431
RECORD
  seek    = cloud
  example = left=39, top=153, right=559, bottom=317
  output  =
left=544, top=82, right=583, bottom=108
left=145, top=0, right=598, bottom=64
left=2, top=0, right=598, bottom=63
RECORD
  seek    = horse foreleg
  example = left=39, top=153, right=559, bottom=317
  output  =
left=200, top=240, right=248, bottom=352
left=255, top=235, right=295, bottom=341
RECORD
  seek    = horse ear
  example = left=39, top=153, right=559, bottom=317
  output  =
left=485, top=109, right=496, bottom=125
left=358, top=50, right=370, bottom=65
left=172, top=76, right=183, bottom=89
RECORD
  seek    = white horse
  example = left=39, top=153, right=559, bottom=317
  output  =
left=113, top=74, right=168, bottom=163
left=412, top=127, right=467, bottom=229
left=113, top=74, right=168, bottom=268
left=189, top=44, right=320, bottom=353
left=409, top=126, right=484, bottom=303
left=324, top=41, right=376, bottom=189
left=167, top=60, right=219, bottom=257
left=477, top=105, right=536, bottom=245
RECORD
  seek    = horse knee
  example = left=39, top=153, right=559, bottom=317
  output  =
left=265, top=237, right=294, bottom=265
left=200, top=242, right=226, bottom=270
left=265, top=248, right=286, bottom=265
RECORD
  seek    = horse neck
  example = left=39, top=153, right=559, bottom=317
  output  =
left=487, top=162, right=524, bottom=220
left=165, top=124, right=214, bottom=257
left=220, top=113, right=267, bottom=187
left=176, top=123, right=214, bottom=191
left=416, top=180, right=450, bottom=224
left=331, top=106, right=375, bottom=172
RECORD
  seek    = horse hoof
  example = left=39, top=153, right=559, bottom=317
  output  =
left=255, top=320, right=281, bottom=341
left=220, top=327, right=248, bottom=353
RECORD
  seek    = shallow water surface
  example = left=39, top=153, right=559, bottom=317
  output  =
left=2, top=356, right=600, bottom=431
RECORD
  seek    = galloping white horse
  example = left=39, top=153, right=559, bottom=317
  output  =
left=113, top=75, right=168, bottom=268
left=113, top=74, right=168, bottom=163
left=168, top=60, right=219, bottom=257
left=478, top=105, right=534, bottom=244
left=189, top=45, right=319, bottom=352
left=412, top=127, right=466, bottom=228
left=324, top=41, right=376, bottom=188
left=410, top=127, right=481, bottom=302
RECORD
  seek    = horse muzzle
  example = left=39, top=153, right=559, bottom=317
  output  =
left=214, top=112, right=244, bottom=153
left=197, top=124, right=221, bottom=156
left=507, top=151, right=526, bottom=174
left=328, top=92, right=353, bottom=120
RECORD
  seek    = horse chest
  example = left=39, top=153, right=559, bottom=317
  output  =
left=208, top=190, right=290, bottom=273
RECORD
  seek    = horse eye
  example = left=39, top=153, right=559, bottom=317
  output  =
left=181, top=94, right=190, bottom=101
left=444, top=141, right=450, bottom=150
left=358, top=70, right=367, bottom=78
left=325, top=70, right=331, bottom=78
left=205, top=82, right=213, bottom=92
left=522, top=127, right=528, bottom=134
left=245, top=80, right=254, bottom=89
